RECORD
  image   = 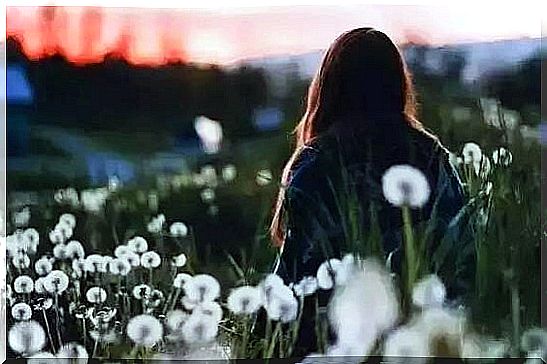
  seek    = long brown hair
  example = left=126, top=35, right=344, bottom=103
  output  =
left=270, top=28, right=424, bottom=247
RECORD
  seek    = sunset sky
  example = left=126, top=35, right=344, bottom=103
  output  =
left=5, top=4, right=543, bottom=65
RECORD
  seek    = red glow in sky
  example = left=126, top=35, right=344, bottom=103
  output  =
left=6, top=5, right=541, bottom=66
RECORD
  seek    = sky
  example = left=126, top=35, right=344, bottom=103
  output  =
left=5, top=4, right=543, bottom=65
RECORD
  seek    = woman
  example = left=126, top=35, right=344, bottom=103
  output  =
left=269, top=28, right=475, bottom=354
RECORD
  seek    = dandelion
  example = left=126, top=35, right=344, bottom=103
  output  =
left=227, top=285, right=264, bottom=315
left=172, top=253, right=187, bottom=268
left=181, top=312, right=218, bottom=345
left=256, top=169, right=273, bottom=186
left=492, top=147, right=513, bottom=166
left=316, top=258, right=343, bottom=290
left=24, top=228, right=40, bottom=246
left=412, top=274, right=446, bottom=308
left=127, top=314, right=164, bottom=347
left=58, top=213, right=76, bottom=230
left=85, top=254, right=107, bottom=273
left=183, top=274, right=220, bottom=303
left=54, top=223, right=73, bottom=242
left=261, top=273, right=286, bottom=304
left=462, top=142, right=483, bottom=165
left=43, top=270, right=69, bottom=295
left=124, top=251, right=141, bottom=267
left=412, top=307, right=466, bottom=345
left=141, top=251, right=161, bottom=268
left=12, top=302, right=33, bottom=321
left=14, top=275, right=34, bottom=294
left=12, top=253, right=31, bottom=269
left=34, top=278, right=46, bottom=294
left=49, top=229, right=64, bottom=245
left=133, top=284, right=152, bottom=300
left=222, top=164, right=237, bottom=182
left=57, top=342, right=88, bottom=361
left=329, top=259, right=399, bottom=355
left=170, top=222, right=188, bottom=237
left=147, top=289, right=165, bottom=308
left=72, top=259, right=86, bottom=278
left=86, top=287, right=107, bottom=304
left=27, top=352, right=56, bottom=364
left=382, top=165, right=431, bottom=208
left=128, top=236, right=148, bottom=253
left=265, top=293, right=298, bottom=323
left=200, top=188, right=216, bottom=203
left=109, top=258, right=131, bottom=276
left=166, top=310, right=189, bottom=332
left=66, top=240, right=85, bottom=259
left=114, top=245, right=131, bottom=258
left=8, top=320, right=46, bottom=355
left=147, top=215, right=164, bottom=234
left=13, top=207, right=31, bottom=227
left=291, top=276, right=319, bottom=297
left=383, top=327, right=430, bottom=364
left=194, top=301, right=223, bottom=323
left=53, top=243, right=69, bottom=260
left=174, top=273, right=193, bottom=289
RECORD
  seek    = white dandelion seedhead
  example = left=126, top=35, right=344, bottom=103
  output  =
left=35, top=258, right=53, bottom=276
left=146, top=289, right=165, bottom=308
left=43, top=270, right=70, bottom=295
left=13, top=207, right=31, bottom=227
left=382, top=165, right=431, bottom=208
left=173, top=273, right=193, bottom=289
left=124, top=252, right=141, bottom=267
left=492, top=147, right=513, bottom=167
left=114, top=244, right=131, bottom=258
left=12, top=253, right=31, bottom=269
left=200, top=188, right=216, bottom=203
left=173, top=253, right=188, bottom=268
left=128, top=236, right=148, bottom=253
left=291, top=276, right=319, bottom=297
left=66, top=240, right=85, bottom=259
left=24, top=228, right=40, bottom=246
left=86, top=287, right=107, bottom=304
left=147, top=215, right=165, bottom=234
left=412, top=307, right=466, bottom=344
left=133, top=284, right=152, bottom=300
left=462, top=142, right=483, bottom=165
left=221, top=164, right=237, bottom=182
left=34, top=277, right=47, bottom=294
left=183, top=274, right=221, bottom=303
left=316, top=258, right=343, bottom=290
left=58, top=213, right=77, bottom=230
left=54, top=223, right=73, bottom=242
left=127, top=314, right=164, bottom=348
left=85, top=254, right=108, bottom=273
left=12, top=302, right=33, bottom=321
left=383, top=327, right=430, bottom=364
left=170, top=222, right=189, bottom=238
left=53, top=243, right=69, bottom=260
left=49, top=229, right=65, bottom=245
left=181, top=312, right=219, bottom=345
left=194, top=301, right=223, bottom=323
left=8, top=320, right=46, bottom=355
left=57, top=342, right=89, bottom=362
left=166, top=310, right=190, bottom=332
left=109, top=258, right=131, bottom=276
left=265, top=292, right=299, bottom=323
left=27, top=352, right=56, bottom=364
left=14, top=275, right=34, bottom=294
left=412, top=274, right=446, bottom=308
left=141, top=251, right=162, bottom=269
left=227, top=285, right=264, bottom=315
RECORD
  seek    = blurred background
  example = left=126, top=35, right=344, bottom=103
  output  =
left=3, top=4, right=544, bottom=274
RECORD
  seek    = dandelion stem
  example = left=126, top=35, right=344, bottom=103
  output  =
left=42, top=308, right=56, bottom=354
left=402, top=205, right=418, bottom=310
left=266, top=322, right=282, bottom=359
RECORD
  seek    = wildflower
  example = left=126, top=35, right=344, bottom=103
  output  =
left=127, top=314, right=163, bottom=347
left=12, top=253, right=31, bottom=269
left=124, top=251, right=141, bottom=267
left=27, top=352, right=56, bottom=364
left=265, top=292, right=298, bottom=323
left=49, top=229, right=65, bottom=245
left=13, top=207, right=31, bottom=227
left=34, top=298, right=53, bottom=311
left=14, top=275, right=34, bottom=294
left=72, top=259, right=86, bottom=277
left=147, top=215, right=165, bottom=234
left=183, top=274, right=220, bottom=303
left=194, top=301, right=223, bottom=323
left=8, top=320, right=46, bottom=355
left=172, top=253, right=187, bottom=267
left=222, top=164, right=237, bottom=182
left=59, top=213, right=77, bottom=230
left=66, top=240, right=85, bottom=259
left=141, top=251, right=161, bottom=268
left=133, top=284, right=152, bottom=300
left=34, top=277, right=47, bottom=294
left=54, top=223, right=73, bottom=242
left=109, top=258, right=131, bottom=276
left=200, top=188, right=216, bottom=203
left=383, top=327, right=430, bottom=364
left=492, top=147, right=513, bottom=166
left=227, top=285, right=264, bottom=315
left=382, top=165, right=431, bottom=208
left=166, top=310, right=189, bottom=332
left=412, top=307, right=466, bottom=345
left=12, top=302, right=33, bottom=321
left=291, top=276, right=319, bottom=297
left=329, top=259, right=399, bottom=355
left=114, top=245, right=131, bottom=258
left=462, top=142, right=483, bottom=165
left=43, top=270, right=70, bottom=295
left=412, top=274, right=446, bottom=308
left=85, top=254, right=107, bottom=273
left=53, top=243, right=69, bottom=260
left=86, top=287, right=107, bottom=304
left=316, top=258, right=343, bottom=290
left=174, top=273, right=193, bottom=289
left=146, top=289, right=165, bottom=308
left=170, top=222, right=188, bottom=237
left=57, top=342, right=89, bottom=361
left=261, top=273, right=286, bottom=303
left=24, top=228, right=40, bottom=246
left=128, top=236, right=148, bottom=253
left=256, top=169, right=273, bottom=186
left=181, top=312, right=218, bottom=345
